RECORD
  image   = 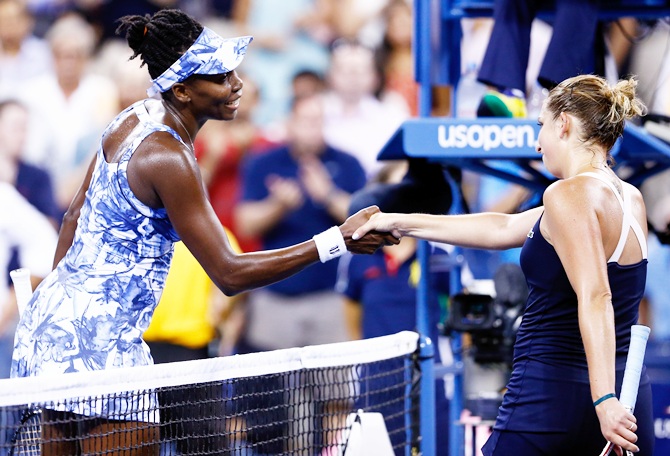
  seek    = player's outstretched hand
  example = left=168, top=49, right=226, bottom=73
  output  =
left=596, top=398, right=639, bottom=454
left=341, top=206, right=400, bottom=254
left=351, top=209, right=403, bottom=241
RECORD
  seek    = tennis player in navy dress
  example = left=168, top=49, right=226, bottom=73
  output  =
left=352, top=74, right=653, bottom=455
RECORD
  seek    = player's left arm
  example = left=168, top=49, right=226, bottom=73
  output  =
left=542, top=179, right=638, bottom=452
left=53, top=152, right=97, bottom=268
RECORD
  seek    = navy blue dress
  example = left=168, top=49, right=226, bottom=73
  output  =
left=483, top=174, right=654, bottom=455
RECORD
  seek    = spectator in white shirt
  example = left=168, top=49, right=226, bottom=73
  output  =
left=0, top=182, right=58, bottom=378
left=322, top=39, right=408, bottom=178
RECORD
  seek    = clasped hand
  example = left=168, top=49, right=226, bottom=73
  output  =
left=341, top=206, right=399, bottom=254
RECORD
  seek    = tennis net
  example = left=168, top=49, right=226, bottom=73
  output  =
left=0, top=331, right=421, bottom=455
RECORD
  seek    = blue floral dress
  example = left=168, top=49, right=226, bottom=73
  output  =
left=11, top=100, right=183, bottom=420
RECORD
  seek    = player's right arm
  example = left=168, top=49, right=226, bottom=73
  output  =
left=352, top=206, right=543, bottom=250
left=137, top=134, right=391, bottom=296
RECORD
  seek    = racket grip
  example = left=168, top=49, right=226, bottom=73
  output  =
left=619, top=325, right=651, bottom=413
left=9, top=268, right=33, bottom=317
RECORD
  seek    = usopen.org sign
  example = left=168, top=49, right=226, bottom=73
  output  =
left=437, top=122, right=537, bottom=152
left=380, top=118, right=542, bottom=160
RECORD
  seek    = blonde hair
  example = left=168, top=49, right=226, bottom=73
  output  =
left=545, top=74, right=646, bottom=160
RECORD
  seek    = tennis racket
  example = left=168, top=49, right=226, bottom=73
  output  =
left=599, top=324, right=651, bottom=456
left=8, top=407, right=42, bottom=456
left=9, top=268, right=33, bottom=317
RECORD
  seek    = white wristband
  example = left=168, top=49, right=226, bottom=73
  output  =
left=312, top=226, right=347, bottom=263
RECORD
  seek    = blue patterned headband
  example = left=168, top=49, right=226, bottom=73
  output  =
left=147, top=27, right=253, bottom=97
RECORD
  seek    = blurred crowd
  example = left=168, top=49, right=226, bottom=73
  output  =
left=1, top=0, right=670, bottom=384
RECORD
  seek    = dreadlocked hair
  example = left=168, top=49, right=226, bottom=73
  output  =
left=115, top=9, right=203, bottom=81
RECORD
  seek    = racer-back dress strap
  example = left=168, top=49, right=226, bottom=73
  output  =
left=580, top=172, right=647, bottom=263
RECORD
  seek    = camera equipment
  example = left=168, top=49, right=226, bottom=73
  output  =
left=445, top=263, right=527, bottom=367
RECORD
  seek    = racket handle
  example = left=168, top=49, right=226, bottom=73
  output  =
left=598, top=327, right=649, bottom=456
left=9, top=268, right=33, bottom=317
left=619, top=325, right=650, bottom=413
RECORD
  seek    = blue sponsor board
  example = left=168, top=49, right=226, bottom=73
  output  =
left=379, top=118, right=541, bottom=160
left=377, top=118, right=552, bottom=190
left=377, top=118, right=670, bottom=189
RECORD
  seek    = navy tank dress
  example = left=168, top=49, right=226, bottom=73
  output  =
left=482, top=172, right=654, bottom=455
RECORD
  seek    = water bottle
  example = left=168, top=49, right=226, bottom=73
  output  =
left=455, top=63, right=488, bottom=119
